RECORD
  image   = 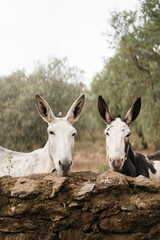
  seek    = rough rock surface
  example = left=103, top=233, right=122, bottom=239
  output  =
left=0, top=170, right=160, bottom=240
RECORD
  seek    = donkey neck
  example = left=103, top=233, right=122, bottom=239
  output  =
left=122, top=144, right=137, bottom=177
left=122, top=143, right=156, bottom=178
left=40, top=141, right=54, bottom=172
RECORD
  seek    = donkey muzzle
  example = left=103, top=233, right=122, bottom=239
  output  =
left=110, top=158, right=124, bottom=171
left=58, top=160, right=72, bottom=176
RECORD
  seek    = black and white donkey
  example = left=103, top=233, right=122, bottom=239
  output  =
left=98, top=96, right=160, bottom=180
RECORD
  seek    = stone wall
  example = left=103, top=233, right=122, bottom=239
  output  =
left=0, top=170, right=160, bottom=240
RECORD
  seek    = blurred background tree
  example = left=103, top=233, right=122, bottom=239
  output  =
left=0, top=0, right=159, bottom=167
left=0, top=58, right=86, bottom=151
left=90, top=0, right=160, bottom=150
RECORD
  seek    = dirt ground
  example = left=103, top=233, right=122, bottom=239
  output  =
left=72, top=140, right=107, bottom=173
left=72, top=140, right=154, bottom=173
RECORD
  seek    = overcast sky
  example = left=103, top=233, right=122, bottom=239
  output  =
left=0, top=0, right=139, bottom=86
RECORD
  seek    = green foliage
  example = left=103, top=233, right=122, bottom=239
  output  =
left=6, top=154, right=14, bottom=175
left=91, top=0, right=160, bottom=150
left=0, top=0, right=160, bottom=153
left=0, top=58, right=86, bottom=151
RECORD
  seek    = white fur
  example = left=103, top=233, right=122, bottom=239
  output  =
left=0, top=118, right=76, bottom=177
left=0, top=94, right=84, bottom=177
left=149, top=161, right=160, bottom=180
left=98, top=96, right=160, bottom=179
left=106, top=119, right=160, bottom=180
left=0, top=145, right=53, bottom=177
left=47, top=118, right=76, bottom=175
left=105, top=118, right=130, bottom=168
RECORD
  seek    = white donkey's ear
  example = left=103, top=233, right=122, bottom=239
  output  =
left=35, top=95, right=55, bottom=123
left=98, top=95, right=113, bottom=124
left=124, top=97, right=141, bottom=125
left=66, top=94, right=85, bottom=124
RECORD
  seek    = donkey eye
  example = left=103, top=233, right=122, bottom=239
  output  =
left=49, top=131, right=55, bottom=135
left=72, top=133, right=76, bottom=137
left=106, top=132, right=109, bottom=136
left=126, top=133, right=131, bottom=138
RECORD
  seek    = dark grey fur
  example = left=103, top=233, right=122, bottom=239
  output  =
left=147, top=150, right=160, bottom=161
left=121, top=144, right=156, bottom=178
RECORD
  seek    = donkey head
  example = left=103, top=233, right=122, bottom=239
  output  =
left=98, top=96, right=141, bottom=172
left=36, top=94, right=85, bottom=176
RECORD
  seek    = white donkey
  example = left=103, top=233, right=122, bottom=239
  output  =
left=0, top=94, right=85, bottom=177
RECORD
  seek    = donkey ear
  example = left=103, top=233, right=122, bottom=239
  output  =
left=98, top=95, right=113, bottom=124
left=66, top=94, right=85, bottom=124
left=35, top=95, right=55, bottom=123
left=124, top=97, right=141, bottom=125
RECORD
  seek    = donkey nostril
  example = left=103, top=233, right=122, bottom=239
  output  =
left=70, top=161, right=73, bottom=166
left=59, top=160, right=62, bottom=166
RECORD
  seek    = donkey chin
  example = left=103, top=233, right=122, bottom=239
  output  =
left=61, top=170, right=71, bottom=177
left=109, top=158, right=125, bottom=172
left=57, top=166, right=72, bottom=177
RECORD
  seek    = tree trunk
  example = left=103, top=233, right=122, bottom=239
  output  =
left=0, top=171, right=160, bottom=240
left=136, top=126, right=148, bottom=150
